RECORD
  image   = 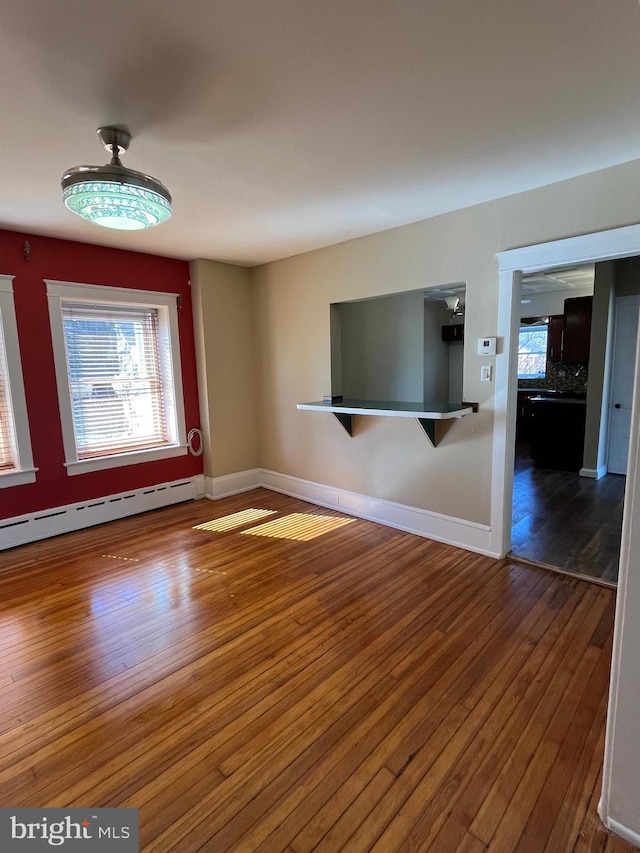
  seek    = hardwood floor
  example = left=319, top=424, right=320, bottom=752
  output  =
left=0, top=490, right=634, bottom=852
left=512, top=442, right=626, bottom=584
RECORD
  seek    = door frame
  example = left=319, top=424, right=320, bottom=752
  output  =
left=492, top=224, right=640, bottom=557
left=606, top=293, right=640, bottom=474
left=493, top=222, right=640, bottom=845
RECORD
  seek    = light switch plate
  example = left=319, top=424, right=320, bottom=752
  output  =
left=481, top=364, right=492, bottom=382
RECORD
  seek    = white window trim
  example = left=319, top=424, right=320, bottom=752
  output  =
left=46, top=279, right=187, bottom=476
left=0, top=275, right=37, bottom=488
left=517, top=324, right=548, bottom=379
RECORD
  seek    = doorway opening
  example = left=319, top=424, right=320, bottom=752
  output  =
left=493, top=225, right=640, bottom=578
left=509, top=264, right=632, bottom=585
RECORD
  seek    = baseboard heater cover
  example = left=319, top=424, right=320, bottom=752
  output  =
left=0, top=475, right=205, bottom=550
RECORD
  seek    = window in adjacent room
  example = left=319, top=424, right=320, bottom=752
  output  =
left=0, top=275, right=36, bottom=488
left=46, top=280, right=186, bottom=475
left=517, top=324, right=548, bottom=380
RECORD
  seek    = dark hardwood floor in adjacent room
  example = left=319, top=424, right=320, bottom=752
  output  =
left=0, top=490, right=633, bottom=852
left=512, top=442, right=626, bottom=584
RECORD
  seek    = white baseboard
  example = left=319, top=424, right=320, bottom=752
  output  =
left=580, top=466, right=608, bottom=479
left=259, top=469, right=497, bottom=557
left=3, top=466, right=496, bottom=558
left=597, top=802, right=640, bottom=849
left=205, top=469, right=262, bottom=499
left=194, top=474, right=207, bottom=498
left=0, top=474, right=204, bottom=551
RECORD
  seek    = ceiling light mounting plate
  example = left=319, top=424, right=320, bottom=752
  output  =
left=97, top=126, right=131, bottom=156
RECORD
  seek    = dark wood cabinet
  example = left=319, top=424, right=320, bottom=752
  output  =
left=562, top=296, right=592, bottom=363
left=517, top=392, right=531, bottom=441
left=547, top=315, right=564, bottom=362
left=530, top=399, right=586, bottom=471
left=441, top=323, right=464, bottom=342
left=516, top=390, right=540, bottom=440
left=541, top=297, right=592, bottom=364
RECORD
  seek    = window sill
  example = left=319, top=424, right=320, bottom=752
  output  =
left=0, top=467, right=38, bottom=489
left=64, top=444, right=188, bottom=476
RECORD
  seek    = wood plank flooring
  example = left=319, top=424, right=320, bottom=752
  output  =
left=0, top=489, right=634, bottom=852
left=511, top=442, right=626, bottom=584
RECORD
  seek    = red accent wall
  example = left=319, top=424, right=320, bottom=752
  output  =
left=0, top=228, right=203, bottom=520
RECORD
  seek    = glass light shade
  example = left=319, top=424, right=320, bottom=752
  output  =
left=61, top=155, right=172, bottom=230
left=63, top=180, right=172, bottom=230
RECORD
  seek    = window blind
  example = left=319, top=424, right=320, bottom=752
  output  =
left=61, top=301, right=169, bottom=459
left=0, top=314, right=17, bottom=471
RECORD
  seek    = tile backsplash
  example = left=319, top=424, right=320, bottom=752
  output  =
left=518, top=360, right=588, bottom=393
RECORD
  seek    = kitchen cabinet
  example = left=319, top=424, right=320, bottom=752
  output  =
left=542, top=297, right=592, bottom=364
left=529, top=397, right=586, bottom=471
left=516, top=390, right=539, bottom=440
left=547, top=315, right=564, bottom=362
left=562, top=296, right=592, bottom=363
left=441, top=323, right=464, bottom=342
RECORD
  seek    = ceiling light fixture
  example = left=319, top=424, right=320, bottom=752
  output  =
left=444, top=295, right=464, bottom=318
left=61, top=126, right=172, bottom=231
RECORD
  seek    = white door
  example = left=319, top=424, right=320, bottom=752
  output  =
left=607, top=295, right=640, bottom=475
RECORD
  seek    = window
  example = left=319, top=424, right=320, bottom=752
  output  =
left=0, top=275, right=36, bottom=488
left=518, top=324, right=548, bottom=380
left=46, top=280, right=186, bottom=475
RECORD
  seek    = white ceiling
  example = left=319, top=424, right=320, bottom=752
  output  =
left=2, top=0, right=640, bottom=266
left=522, top=265, right=595, bottom=294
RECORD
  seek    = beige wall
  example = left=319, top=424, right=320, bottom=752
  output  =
left=423, top=298, right=451, bottom=403
left=250, top=159, right=640, bottom=525
left=252, top=207, right=500, bottom=522
left=190, top=259, right=259, bottom=478
left=339, top=290, right=425, bottom=402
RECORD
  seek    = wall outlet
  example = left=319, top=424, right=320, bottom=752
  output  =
left=481, top=364, right=492, bottom=382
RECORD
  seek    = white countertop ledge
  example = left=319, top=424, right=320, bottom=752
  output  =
left=297, top=399, right=476, bottom=420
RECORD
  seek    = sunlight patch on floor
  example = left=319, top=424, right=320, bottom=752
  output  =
left=240, top=512, right=355, bottom=541
left=101, top=554, right=140, bottom=562
left=193, top=508, right=277, bottom=532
